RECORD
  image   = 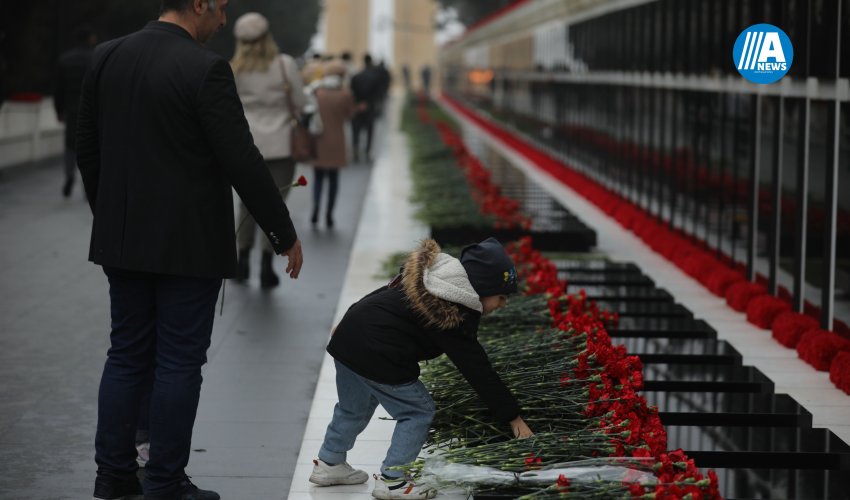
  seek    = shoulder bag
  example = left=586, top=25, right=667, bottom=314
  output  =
left=278, top=56, right=316, bottom=162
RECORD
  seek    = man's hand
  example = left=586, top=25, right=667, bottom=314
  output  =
left=510, top=416, right=533, bottom=439
left=280, top=238, right=303, bottom=279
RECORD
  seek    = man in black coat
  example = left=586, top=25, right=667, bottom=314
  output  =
left=76, top=1, right=304, bottom=499
left=55, top=24, right=96, bottom=198
left=349, top=54, right=382, bottom=163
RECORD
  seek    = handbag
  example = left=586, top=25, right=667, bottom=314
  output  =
left=278, top=57, right=317, bottom=162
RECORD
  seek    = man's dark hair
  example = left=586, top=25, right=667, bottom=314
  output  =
left=161, top=0, right=215, bottom=14
left=363, top=54, right=373, bottom=66
left=341, top=51, right=352, bottom=62
left=74, top=24, right=95, bottom=45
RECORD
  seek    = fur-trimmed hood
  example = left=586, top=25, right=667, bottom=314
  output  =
left=401, top=239, right=482, bottom=330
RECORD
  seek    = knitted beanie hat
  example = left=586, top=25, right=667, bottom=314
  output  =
left=460, top=237, right=518, bottom=297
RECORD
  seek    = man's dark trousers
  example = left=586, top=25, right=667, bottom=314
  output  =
left=351, top=110, right=375, bottom=160
left=96, top=267, right=221, bottom=496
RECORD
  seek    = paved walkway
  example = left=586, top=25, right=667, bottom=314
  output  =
left=0, top=112, right=380, bottom=498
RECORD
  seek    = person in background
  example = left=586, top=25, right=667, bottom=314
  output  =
left=375, top=60, right=391, bottom=116
left=54, top=24, right=96, bottom=198
left=309, top=238, right=533, bottom=499
left=340, top=51, right=355, bottom=85
left=301, top=52, right=324, bottom=85
left=401, top=64, right=411, bottom=93
left=231, top=12, right=307, bottom=289
left=420, top=65, right=432, bottom=96
left=349, top=53, right=382, bottom=163
left=310, top=60, right=354, bottom=228
left=76, top=0, right=304, bottom=498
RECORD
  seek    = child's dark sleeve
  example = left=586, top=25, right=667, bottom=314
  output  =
left=431, top=328, right=521, bottom=423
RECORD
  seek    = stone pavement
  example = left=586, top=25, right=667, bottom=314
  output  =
left=0, top=114, right=381, bottom=498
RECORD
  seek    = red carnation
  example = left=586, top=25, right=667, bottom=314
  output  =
left=797, top=329, right=850, bottom=371
left=830, top=352, right=850, bottom=395
left=706, top=268, right=746, bottom=296
left=556, top=474, right=571, bottom=489
left=680, top=252, right=715, bottom=282
left=772, top=311, right=819, bottom=348
left=297, top=175, right=308, bottom=186
left=746, top=295, right=791, bottom=329
left=524, top=453, right=542, bottom=469
left=725, top=281, right=766, bottom=312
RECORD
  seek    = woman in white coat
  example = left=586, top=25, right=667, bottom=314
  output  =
left=231, top=12, right=307, bottom=288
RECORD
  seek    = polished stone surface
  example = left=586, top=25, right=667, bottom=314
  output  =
left=611, top=317, right=718, bottom=337
left=566, top=284, right=672, bottom=301
left=643, top=364, right=774, bottom=393
left=622, top=337, right=742, bottom=364
left=646, top=392, right=812, bottom=427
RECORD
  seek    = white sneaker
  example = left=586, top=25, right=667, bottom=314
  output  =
left=135, top=442, right=150, bottom=468
left=308, top=459, right=369, bottom=486
left=371, top=474, right=437, bottom=499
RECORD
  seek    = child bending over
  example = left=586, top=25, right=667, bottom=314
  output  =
left=309, top=238, right=533, bottom=499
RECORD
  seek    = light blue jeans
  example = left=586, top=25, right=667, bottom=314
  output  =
left=319, top=360, right=436, bottom=478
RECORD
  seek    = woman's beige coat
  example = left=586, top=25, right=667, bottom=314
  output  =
left=234, top=54, right=306, bottom=160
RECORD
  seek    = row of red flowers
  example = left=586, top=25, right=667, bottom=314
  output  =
left=507, top=236, right=720, bottom=499
left=417, top=100, right=531, bottom=230
left=440, top=93, right=850, bottom=397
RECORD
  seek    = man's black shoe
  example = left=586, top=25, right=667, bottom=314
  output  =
left=93, top=472, right=143, bottom=499
left=144, top=477, right=220, bottom=500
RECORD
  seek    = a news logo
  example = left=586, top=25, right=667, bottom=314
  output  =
left=733, top=24, right=794, bottom=84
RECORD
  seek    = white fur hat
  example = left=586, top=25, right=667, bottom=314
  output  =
left=233, top=12, right=269, bottom=42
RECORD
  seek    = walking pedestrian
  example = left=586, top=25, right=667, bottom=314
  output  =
left=309, top=238, right=533, bottom=499
left=420, top=65, right=432, bottom=96
left=54, top=24, right=96, bottom=198
left=310, top=60, right=355, bottom=228
left=76, top=1, right=304, bottom=499
left=231, top=12, right=307, bottom=288
left=350, top=54, right=382, bottom=163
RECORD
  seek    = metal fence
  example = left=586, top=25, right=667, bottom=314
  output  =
left=441, top=0, right=849, bottom=330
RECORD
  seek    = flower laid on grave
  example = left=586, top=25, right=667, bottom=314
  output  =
left=400, top=236, right=719, bottom=499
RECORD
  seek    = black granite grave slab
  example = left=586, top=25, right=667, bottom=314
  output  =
left=712, top=466, right=849, bottom=499
left=609, top=317, right=717, bottom=339
left=621, top=337, right=742, bottom=365
left=552, top=260, right=641, bottom=273
left=593, top=300, right=692, bottom=318
left=645, top=392, right=812, bottom=427
left=642, top=364, right=774, bottom=393
left=566, top=285, right=673, bottom=302
left=560, top=270, right=655, bottom=287
left=668, top=426, right=850, bottom=470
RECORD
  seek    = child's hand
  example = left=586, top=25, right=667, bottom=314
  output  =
left=510, top=416, right=534, bottom=439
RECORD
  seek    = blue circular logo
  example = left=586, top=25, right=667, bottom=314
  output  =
left=732, top=24, right=793, bottom=84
